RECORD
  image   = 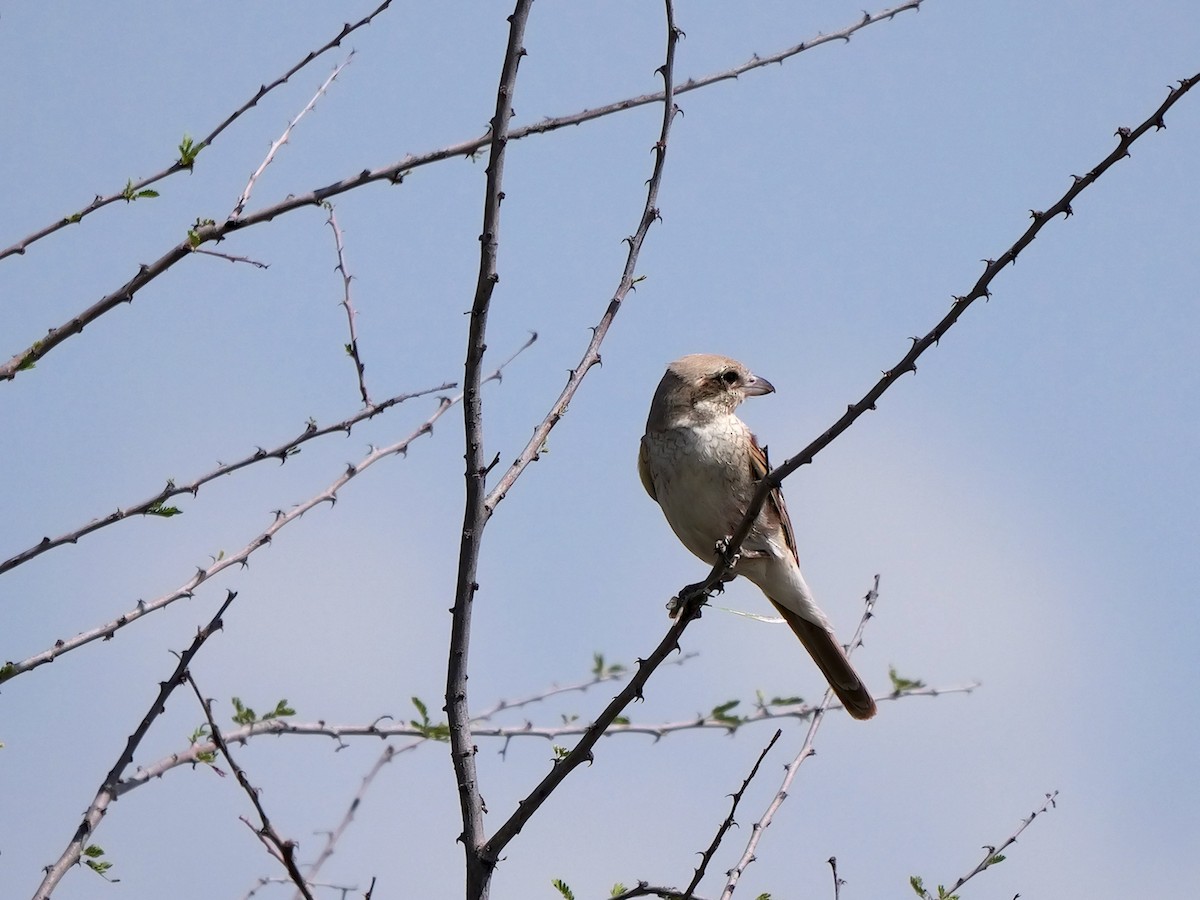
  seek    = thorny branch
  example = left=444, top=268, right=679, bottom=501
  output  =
left=720, top=580, right=880, bottom=899
left=31, top=590, right=238, bottom=900
left=0, top=0, right=396, bottom=262
left=0, top=383, right=452, bottom=576
left=446, top=4, right=534, bottom=896
left=186, top=675, right=317, bottom=900
left=675, top=71, right=1200, bottom=614
left=1, top=1, right=925, bottom=382
left=683, top=730, right=782, bottom=899
left=232, top=53, right=355, bottom=219
left=476, top=1, right=682, bottom=873
left=912, top=791, right=1060, bottom=900
left=2, top=337, right=533, bottom=684
left=324, top=204, right=371, bottom=405
left=114, top=679, right=971, bottom=797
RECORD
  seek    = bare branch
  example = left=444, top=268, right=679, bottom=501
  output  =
left=683, top=730, right=782, bottom=898
left=675, top=72, right=1200, bottom=609
left=324, top=204, right=371, bottom=405
left=7, top=395, right=454, bottom=680
left=186, top=675, right=316, bottom=900
left=446, top=3, right=534, bottom=894
left=720, top=581, right=880, bottom=899
left=0, top=2, right=395, bottom=262
left=912, top=791, right=1060, bottom=899
left=0, top=383, right=451, bottom=577
left=114, top=677, right=973, bottom=798
left=0, top=1, right=937, bottom=383
left=233, top=54, right=354, bottom=219
left=31, top=590, right=237, bottom=900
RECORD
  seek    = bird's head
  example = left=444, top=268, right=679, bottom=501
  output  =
left=647, top=353, right=775, bottom=430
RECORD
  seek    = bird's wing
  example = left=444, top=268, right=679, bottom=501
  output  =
left=637, top=437, right=658, bottom=502
left=748, top=432, right=798, bottom=563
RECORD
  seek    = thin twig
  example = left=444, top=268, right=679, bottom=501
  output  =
left=31, top=590, right=238, bottom=900
left=446, top=3, right=533, bottom=896
left=324, top=204, right=371, bottom=405
left=0, top=2, right=395, bottom=262
left=683, top=730, right=782, bottom=899
left=233, top=54, right=354, bottom=219
left=719, top=580, right=879, bottom=900
left=828, top=856, right=843, bottom=900
left=0, top=1, right=936, bottom=382
left=191, top=248, right=270, bottom=268
left=0, top=383, right=451, bottom=577
left=186, top=674, right=317, bottom=900
left=914, top=791, right=1060, bottom=899
left=4, top=338, right=533, bottom=683
left=114, top=678, right=973, bottom=797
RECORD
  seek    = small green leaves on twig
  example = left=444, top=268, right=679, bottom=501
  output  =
left=121, top=179, right=160, bottom=203
left=83, top=844, right=118, bottom=881
left=231, top=696, right=296, bottom=726
left=889, top=666, right=926, bottom=693
left=144, top=500, right=182, bottom=518
left=709, top=699, right=744, bottom=729
left=186, top=725, right=218, bottom=764
left=592, top=652, right=627, bottom=678
left=410, top=696, right=450, bottom=742
left=551, top=877, right=575, bottom=899
left=187, top=217, right=216, bottom=248
left=178, top=134, right=202, bottom=168
left=909, top=875, right=960, bottom=899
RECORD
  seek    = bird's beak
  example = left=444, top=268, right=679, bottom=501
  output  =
left=743, top=373, right=775, bottom=397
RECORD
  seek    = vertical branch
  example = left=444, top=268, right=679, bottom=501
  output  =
left=445, top=4, right=534, bottom=900
left=324, top=203, right=371, bottom=405
left=480, top=0, right=681, bottom=863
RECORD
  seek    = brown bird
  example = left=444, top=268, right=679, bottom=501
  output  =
left=638, top=353, right=876, bottom=720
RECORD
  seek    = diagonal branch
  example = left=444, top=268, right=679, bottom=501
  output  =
left=31, top=589, right=238, bottom=900
left=0, top=0, right=927, bottom=383
left=0, top=0, right=396, bottom=262
left=186, top=675, right=316, bottom=900
left=719, top=580, right=880, bottom=899
left=2, top=337, right=532, bottom=684
left=915, top=790, right=1059, bottom=899
left=683, top=730, right=782, bottom=899
left=0, top=382, right=451, bottom=577
left=676, top=71, right=1200, bottom=611
left=231, top=54, right=355, bottom=219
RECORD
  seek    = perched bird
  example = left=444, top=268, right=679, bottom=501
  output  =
left=638, top=354, right=877, bottom=720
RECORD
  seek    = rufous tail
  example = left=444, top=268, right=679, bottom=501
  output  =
left=769, top=599, right=877, bottom=720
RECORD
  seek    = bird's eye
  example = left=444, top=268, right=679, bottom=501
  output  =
left=720, top=370, right=740, bottom=385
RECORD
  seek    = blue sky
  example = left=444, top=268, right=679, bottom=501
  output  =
left=2, top=2, right=1198, bottom=899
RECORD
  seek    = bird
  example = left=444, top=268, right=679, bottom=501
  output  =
left=638, top=353, right=877, bottom=720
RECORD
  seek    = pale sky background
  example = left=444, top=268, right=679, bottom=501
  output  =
left=2, top=2, right=1199, bottom=899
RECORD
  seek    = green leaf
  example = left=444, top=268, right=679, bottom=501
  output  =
left=231, top=697, right=256, bottom=725
left=178, top=133, right=201, bottom=167
left=910, top=875, right=927, bottom=897
left=889, top=665, right=926, bottom=693
left=552, top=745, right=569, bottom=760
left=410, top=696, right=449, bottom=742
left=709, top=699, right=744, bottom=727
left=551, top=878, right=575, bottom=900
left=609, top=884, right=627, bottom=897
left=767, top=695, right=803, bottom=706
left=145, top=501, right=183, bottom=518
left=612, top=716, right=630, bottom=726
